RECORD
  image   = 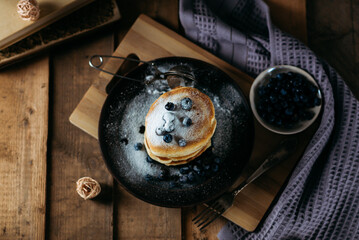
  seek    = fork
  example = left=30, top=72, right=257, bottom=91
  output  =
left=192, top=137, right=298, bottom=230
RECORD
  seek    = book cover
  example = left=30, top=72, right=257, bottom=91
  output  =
left=0, top=0, right=93, bottom=50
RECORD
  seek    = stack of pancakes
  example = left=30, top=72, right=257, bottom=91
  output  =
left=144, top=87, right=216, bottom=166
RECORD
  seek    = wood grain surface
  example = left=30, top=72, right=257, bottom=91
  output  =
left=308, top=0, right=359, bottom=100
left=47, top=34, right=114, bottom=240
left=2, top=0, right=358, bottom=239
left=0, top=56, right=49, bottom=239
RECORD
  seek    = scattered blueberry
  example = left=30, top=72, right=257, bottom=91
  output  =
left=134, top=142, right=143, bottom=151
left=165, top=102, right=175, bottom=111
left=163, top=133, right=173, bottom=143
left=188, top=172, right=196, bottom=182
left=203, top=164, right=211, bottom=171
left=181, top=98, right=193, bottom=110
left=214, top=157, right=222, bottom=164
left=145, top=174, right=154, bottom=181
left=179, top=139, right=187, bottom=147
left=193, top=164, right=202, bottom=173
left=139, top=125, right=145, bottom=134
left=179, top=175, right=188, bottom=183
left=120, top=138, right=128, bottom=145
left=146, top=155, right=154, bottom=163
left=180, top=166, right=190, bottom=174
left=212, top=164, right=219, bottom=173
left=158, top=169, right=169, bottom=180
left=183, top=117, right=192, bottom=127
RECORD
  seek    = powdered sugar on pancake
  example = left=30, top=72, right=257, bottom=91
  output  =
left=145, top=88, right=215, bottom=150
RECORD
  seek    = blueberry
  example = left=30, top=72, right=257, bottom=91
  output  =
left=276, top=73, right=286, bottom=80
left=258, top=87, right=266, bottom=96
left=165, top=102, right=175, bottom=111
left=281, top=101, right=288, bottom=108
left=158, top=169, right=169, bottom=180
left=188, top=172, right=196, bottom=182
left=145, top=174, right=154, bottom=181
left=179, top=139, right=187, bottom=147
left=180, top=166, right=190, bottom=174
left=163, top=134, right=173, bottom=143
left=280, top=89, right=287, bottom=95
left=183, top=117, right=192, bottom=127
left=268, top=115, right=275, bottom=123
left=285, top=108, right=294, bottom=116
left=139, top=125, right=145, bottom=134
left=214, top=157, right=222, bottom=164
left=146, top=155, right=154, bottom=163
left=212, top=164, right=219, bottom=172
left=120, top=138, right=128, bottom=145
left=269, top=95, right=278, bottom=103
left=299, top=94, right=308, bottom=103
left=181, top=98, right=193, bottom=110
left=134, top=142, right=143, bottom=151
left=179, top=175, right=188, bottom=183
left=309, top=85, right=318, bottom=93
left=193, top=164, right=202, bottom=173
left=313, top=97, right=321, bottom=106
left=203, top=164, right=211, bottom=171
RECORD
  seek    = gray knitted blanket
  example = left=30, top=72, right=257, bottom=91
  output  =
left=179, top=0, right=359, bottom=239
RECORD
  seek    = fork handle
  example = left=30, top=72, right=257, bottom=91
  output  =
left=232, top=137, right=297, bottom=197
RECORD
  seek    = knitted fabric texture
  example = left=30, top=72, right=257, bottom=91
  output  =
left=180, top=0, right=359, bottom=239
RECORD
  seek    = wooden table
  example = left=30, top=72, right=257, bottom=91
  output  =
left=0, top=0, right=358, bottom=239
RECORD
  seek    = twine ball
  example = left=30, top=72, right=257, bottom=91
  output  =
left=76, top=177, right=101, bottom=200
left=17, top=0, right=40, bottom=21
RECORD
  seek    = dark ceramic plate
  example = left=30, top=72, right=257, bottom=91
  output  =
left=98, top=57, right=253, bottom=207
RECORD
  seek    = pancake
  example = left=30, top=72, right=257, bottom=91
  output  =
left=144, top=87, right=216, bottom=165
left=144, top=137, right=212, bottom=166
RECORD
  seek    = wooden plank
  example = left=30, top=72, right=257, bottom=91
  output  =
left=265, top=0, right=307, bottom=43
left=307, top=0, right=359, bottom=99
left=113, top=1, right=182, bottom=239
left=0, top=56, right=49, bottom=239
left=47, top=34, right=114, bottom=240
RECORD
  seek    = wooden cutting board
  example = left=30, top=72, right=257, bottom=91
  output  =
left=69, top=14, right=318, bottom=232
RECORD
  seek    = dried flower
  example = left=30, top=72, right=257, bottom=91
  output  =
left=76, top=177, right=101, bottom=200
left=17, top=0, right=40, bottom=21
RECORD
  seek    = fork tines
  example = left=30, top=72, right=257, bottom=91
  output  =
left=192, top=201, right=226, bottom=231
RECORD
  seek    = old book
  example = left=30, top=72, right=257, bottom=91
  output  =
left=0, top=0, right=120, bottom=68
left=0, top=0, right=94, bottom=50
